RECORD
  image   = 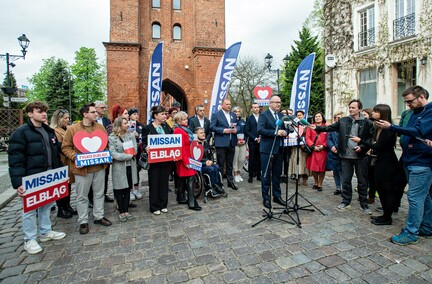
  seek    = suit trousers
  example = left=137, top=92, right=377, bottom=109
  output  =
left=216, top=146, right=235, bottom=184
left=260, top=147, right=283, bottom=201
left=341, top=158, right=368, bottom=207
left=248, top=141, right=261, bottom=179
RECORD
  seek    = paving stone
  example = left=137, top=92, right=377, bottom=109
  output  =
left=403, top=258, right=429, bottom=272
left=0, top=274, right=29, bottom=284
left=317, top=255, right=346, bottom=268
left=0, top=264, right=26, bottom=279
left=24, top=260, right=53, bottom=273
left=222, top=269, right=247, bottom=283
left=127, top=268, right=153, bottom=281
left=304, top=260, right=326, bottom=273
left=288, top=266, right=311, bottom=278
left=389, top=263, right=415, bottom=277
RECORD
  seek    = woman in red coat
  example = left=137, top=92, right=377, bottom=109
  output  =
left=173, top=111, right=202, bottom=211
left=306, top=112, right=328, bottom=191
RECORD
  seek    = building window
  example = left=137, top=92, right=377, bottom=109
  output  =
left=396, top=61, right=417, bottom=116
left=173, top=0, right=181, bottom=10
left=152, top=0, right=160, bottom=8
left=359, top=68, right=377, bottom=108
left=173, top=25, right=181, bottom=40
left=394, top=0, right=416, bottom=40
left=152, top=23, right=161, bottom=39
left=358, top=6, right=375, bottom=49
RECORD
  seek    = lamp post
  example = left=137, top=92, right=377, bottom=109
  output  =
left=1, top=34, right=30, bottom=132
left=264, top=53, right=289, bottom=96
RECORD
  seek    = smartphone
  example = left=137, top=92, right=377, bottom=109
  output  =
left=346, top=135, right=354, bottom=138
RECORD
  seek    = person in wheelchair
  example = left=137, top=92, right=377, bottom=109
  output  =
left=195, top=127, right=225, bottom=196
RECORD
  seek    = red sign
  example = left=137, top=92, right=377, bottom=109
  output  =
left=23, top=181, right=69, bottom=213
left=253, top=86, right=272, bottom=99
left=190, top=141, right=204, bottom=161
left=147, top=134, right=183, bottom=163
left=73, top=129, right=108, bottom=153
left=22, top=167, right=69, bottom=213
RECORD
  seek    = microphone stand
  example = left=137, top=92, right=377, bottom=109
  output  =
left=252, top=124, right=293, bottom=227
left=280, top=125, right=325, bottom=228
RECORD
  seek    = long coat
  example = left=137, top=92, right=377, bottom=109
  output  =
left=173, top=125, right=196, bottom=177
left=305, top=125, right=328, bottom=173
left=108, top=132, right=138, bottom=190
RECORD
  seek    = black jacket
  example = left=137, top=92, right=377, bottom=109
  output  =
left=189, top=116, right=211, bottom=141
left=315, top=116, right=373, bottom=158
left=245, top=114, right=259, bottom=143
left=8, top=119, right=62, bottom=188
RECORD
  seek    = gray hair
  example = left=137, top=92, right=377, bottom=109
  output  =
left=94, top=100, right=106, bottom=107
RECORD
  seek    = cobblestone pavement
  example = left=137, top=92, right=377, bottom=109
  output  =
left=0, top=172, right=431, bottom=283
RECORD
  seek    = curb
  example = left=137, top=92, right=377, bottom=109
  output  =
left=0, top=187, right=17, bottom=210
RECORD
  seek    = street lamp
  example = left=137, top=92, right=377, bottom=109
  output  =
left=1, top=34, right=30, bottom=132
left=264, top=53, right=289, bottom=96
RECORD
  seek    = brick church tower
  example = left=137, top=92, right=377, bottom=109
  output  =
left=103, top=0, right=226, bottom=119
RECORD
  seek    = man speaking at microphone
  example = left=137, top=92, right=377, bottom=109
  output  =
left=258, top=95, right=287, bottom=209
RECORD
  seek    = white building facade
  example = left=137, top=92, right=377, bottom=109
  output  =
left=324, top=0, right=431, bottom=121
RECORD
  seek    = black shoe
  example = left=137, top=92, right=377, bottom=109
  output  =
left=280, top=176, right=287, bottom=183
left=257, top=176, right=262, bottom=181
left=227, top=182, right=238, bottom=190
left=65, top=205, right=78, bottom=215
left=129, top=202, right=137, bottom=208
left=79, top=223, right=89, bottom=234
left=94, top=217, right=112, bottom=226
left=214, top=184, right=225, bottom=195
left=333, top=189, right=342, bottom=195
left=189, top=200, right=202, bottom=211
left=263, top=200, right=271, bottom=209
left=88, top=202, right=94, bottom=208
left=57, top=208, right=73, bottom=219
left=371, top=218, right=392, bottom=225
left=370, top=215, right=385, bottom=220
left=105, top=196, right=114, bottom=203
left=317, top=187, right=322, bottom=192
left=248, top=177, right=253, bottom=183
left=273, top=196, right=285, bottom=206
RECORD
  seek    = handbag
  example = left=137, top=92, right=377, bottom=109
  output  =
left=138, top=152, right=149, bottom=170
left=301, top=134, right=319, bottom=155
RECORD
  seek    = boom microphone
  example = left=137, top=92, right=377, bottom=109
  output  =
left=282, top=115, right=309, bottom=127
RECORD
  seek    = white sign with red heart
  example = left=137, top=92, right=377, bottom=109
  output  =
left=73, top=130, right=108, bottom=153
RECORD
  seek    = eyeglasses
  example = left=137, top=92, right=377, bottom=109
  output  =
left=58, top=109, right=69, bottom=115
left=88, top=111, right=97, bottom=114
left=404, top=97, right=419, bottom=104
left=97, top=106, right=106, bottom=109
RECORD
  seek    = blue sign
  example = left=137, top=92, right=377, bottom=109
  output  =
left=76, top=151, right=112, bottom=167
left=147, top=41, right=164, bottom=123
left=189, top=158, right=202, bottom=172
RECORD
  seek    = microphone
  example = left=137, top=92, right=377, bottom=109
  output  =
left=274, top=119, right=282, bottom=135
left=282, top=115, right=309, bottom=126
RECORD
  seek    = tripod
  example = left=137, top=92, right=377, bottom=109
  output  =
left=252, top=129, right=293, bottom=227
left=280, top=126, right=325, bottom=228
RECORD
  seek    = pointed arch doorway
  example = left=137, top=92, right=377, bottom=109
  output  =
left=161, top=80, right=188, bottom=111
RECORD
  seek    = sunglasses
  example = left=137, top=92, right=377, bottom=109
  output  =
left=58, top=109, right=69, bottom=115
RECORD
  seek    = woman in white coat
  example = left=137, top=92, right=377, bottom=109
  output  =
left=108, top=117, right=138, bottom=222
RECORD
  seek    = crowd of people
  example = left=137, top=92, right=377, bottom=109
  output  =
left=7, top=85, right=432, bottom=254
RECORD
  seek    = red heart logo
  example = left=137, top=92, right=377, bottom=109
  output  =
left=73, top=130, right=108, bottom=153
left=190, top=141, right=204, bottom=161
left=253, top=86, right=273, bottom=99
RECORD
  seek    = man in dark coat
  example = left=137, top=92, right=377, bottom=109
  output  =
left=189, top=104, right=211, bottom=141
left=245, top=102, right=261, bottom=183
left=8, top=101, right=66, bottom=254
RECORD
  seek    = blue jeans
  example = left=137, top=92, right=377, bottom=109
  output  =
left=405, top=166, right=432, bottom=235
left=22, top=202, right=53, bottom=241
left=333, top=169, right=343, bottom=189
left=202, top=164, right=221, bottom=186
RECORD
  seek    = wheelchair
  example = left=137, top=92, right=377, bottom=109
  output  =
left=193, top=171, right=228, bottom=203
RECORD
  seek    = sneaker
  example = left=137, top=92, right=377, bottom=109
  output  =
left=391, top=229, right=418, bottom=245
left=418, top=228, right=432, bottom=239
left=133, top=189, right=143, bottom=199
left=234, top=176, right=240, bottom=183
left=238, top=176, right=244, bottom=182
left=40, top=231, right=66, bottom=242
left=119, top=215, right=127, bottom=222
left=361, top=206, right=372, bottom=215
left=161, top=208, right=168, bottom=213
left=337, top=203, right=351, bottom=210
left=153, top=210, right=161, bottom=215
left=125, top=213, right=134, bottom=220
left=24, top=240, right=42, bottom=254
left=130, top=192, right=136, bottom=201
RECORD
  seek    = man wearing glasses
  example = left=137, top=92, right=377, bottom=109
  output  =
left=258, top=95, right=287, bottom=209
left=62, top=103, right=112, bottom=234
left=374, top=85, right=432, bottom=245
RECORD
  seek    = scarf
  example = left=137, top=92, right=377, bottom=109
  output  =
left=175, top=123, right=194, bottom=142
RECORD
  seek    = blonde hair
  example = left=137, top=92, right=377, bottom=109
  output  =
left=50, top=109, right=69, bottom=129
left=112, top=117, right=127, bottom=137
left=173, top=111, right=188, bottom=124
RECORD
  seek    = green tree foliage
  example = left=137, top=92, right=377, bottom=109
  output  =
left=71, top=47, right=105, bottom=106
left=304, top=0, right=325, bottom=42
left=229, top=56, right=272, bottom=117
left=281, top=26, right=325, bottom=118
left=2, top=71, right=18, bottom=94
left=27, top=57, right=76, bottom=118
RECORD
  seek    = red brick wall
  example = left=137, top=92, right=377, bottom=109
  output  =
left=106, top=0, right=226, bottom=119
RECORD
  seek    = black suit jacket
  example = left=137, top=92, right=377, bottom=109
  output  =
left=245, top=114, right=259, bottom=143
left=257, top=109, right=285, bottom=154
left=189, top=116, right=211, bottom=141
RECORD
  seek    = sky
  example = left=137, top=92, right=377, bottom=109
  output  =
left=0, top=0, right=315, bottom=88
